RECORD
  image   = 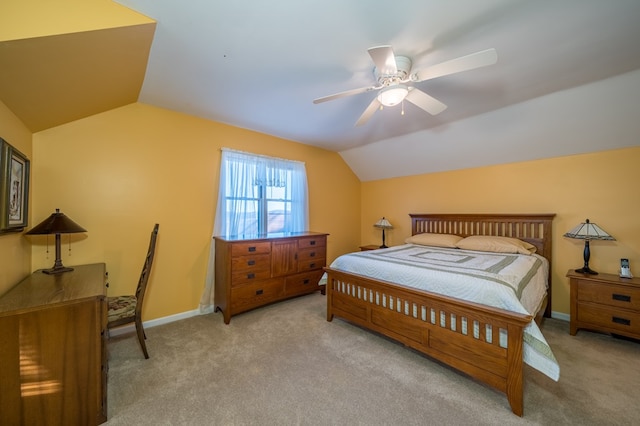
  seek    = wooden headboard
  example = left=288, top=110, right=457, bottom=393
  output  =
left=410, top=213, right=556, bottom=317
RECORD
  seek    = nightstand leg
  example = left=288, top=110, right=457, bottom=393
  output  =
left=570, top=322, right=577, bottom=336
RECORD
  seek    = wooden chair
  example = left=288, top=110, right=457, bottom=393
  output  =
left=107, top=224, right=159, bottom=359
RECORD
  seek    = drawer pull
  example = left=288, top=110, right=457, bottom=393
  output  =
left=309, top=263, right=316, bottom=269
left=303, top=279, right=310, bottom=285
left=248, top=246, right=256, bottom=252
left=612, top=294, right=631, bottom=303
left=309, top=252, right=316, bottom=257
left=256, top=289, right=263, bottom=295
left=612, top=316, right=631, bottom=326
left=310, top=241, right=316, bottom=246
left=247, top=260, right=256, bottom=266
left=247, top=273, right=255, bottom=279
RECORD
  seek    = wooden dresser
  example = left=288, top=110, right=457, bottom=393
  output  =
left=0, top=263, right=108, bottom=425
left=214, top=232, right=328, bottom=323
left=567, top=269, right=640, bottom=339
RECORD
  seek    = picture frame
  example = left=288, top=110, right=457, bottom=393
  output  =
left=0, top=137, right=30, bottom=233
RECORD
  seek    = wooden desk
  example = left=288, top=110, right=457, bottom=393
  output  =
left=0, top=263, right=108, bottom=425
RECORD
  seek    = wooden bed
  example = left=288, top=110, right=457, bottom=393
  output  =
left=324, top=213, right=555, bottom=416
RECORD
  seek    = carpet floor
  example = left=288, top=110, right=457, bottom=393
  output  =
left=105, top=292, right=640, bottom=425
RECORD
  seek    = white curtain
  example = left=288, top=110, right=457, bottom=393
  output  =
left=199, top=148, right=309, bottom=313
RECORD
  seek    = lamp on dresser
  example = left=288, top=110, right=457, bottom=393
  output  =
left=374, top=217, right=393, bottom=248
left=564, top=218, right=615, bottom=275
left=25, top=208, right=87, bottom=274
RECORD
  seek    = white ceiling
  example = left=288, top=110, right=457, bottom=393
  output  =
left=113, top=0, right=640, bottom=179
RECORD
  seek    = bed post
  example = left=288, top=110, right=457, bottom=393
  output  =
left=325, top=271, right=334, bottom=321
left=506, top=324, right=526, bottom=416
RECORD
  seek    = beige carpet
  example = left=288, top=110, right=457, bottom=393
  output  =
left=106, top=292, right=640, bottom=425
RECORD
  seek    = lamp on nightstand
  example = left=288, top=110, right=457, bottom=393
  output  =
left=564, top=218, right=615, bottom=275
left=374, top=217, right=393, bottom=248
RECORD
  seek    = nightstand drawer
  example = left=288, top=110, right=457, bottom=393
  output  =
left=577, top=280, right=640, bottom=310
left=577, top=303, right=640, bottom=335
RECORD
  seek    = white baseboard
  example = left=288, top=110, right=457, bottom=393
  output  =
left=108, top=308, right=202, bottom=337
left=551, top=311, right=570, bottom=322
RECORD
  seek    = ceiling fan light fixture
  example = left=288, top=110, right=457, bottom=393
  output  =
left=377, top=84, right=408, bottom=107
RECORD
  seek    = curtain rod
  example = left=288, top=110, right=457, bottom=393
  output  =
left=221, top=147, right=305, bottom=165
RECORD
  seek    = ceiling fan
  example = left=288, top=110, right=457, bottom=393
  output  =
left=313, top=46, right=498, bottom=126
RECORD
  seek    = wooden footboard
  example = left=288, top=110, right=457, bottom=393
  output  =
left=325, top=268, right=532, bottom=416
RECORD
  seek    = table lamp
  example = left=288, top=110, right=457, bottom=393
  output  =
left=374, top=217, right=393, bottom=248
left=564, top=218, right=614, bottom=275
left=25, top=209, right=87, bottom=274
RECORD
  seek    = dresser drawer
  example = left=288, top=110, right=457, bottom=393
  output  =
left=231, top=241, right=271, bottom=257
left=577, top=280, right=640, bottom=310
left=298, top=257, right=325, bottom=272
left=231, top=267, right=272, bottom=285
left=298, top=236, right=326, bottom=249
left=286, top=271, right=324, bottom=296
left=298, top=246, right=324, bottom=262
left=231, top=254, right=271, bottom=272
left=577, top=303, right=640, bottom=335
left=230, top=279, right=284, bottom=312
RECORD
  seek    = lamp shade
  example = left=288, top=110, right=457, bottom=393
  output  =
left=374, top=217, right=393, bottom=229
left=563, top=219, right=614, bottom=241
left=26, top=209, right=86, bottom=235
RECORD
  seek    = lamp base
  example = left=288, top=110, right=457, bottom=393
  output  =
left=379, top=244, right=388, bottom=249
left=575, top=266, right=598, bottom=275
left=42, top=266, right=75, bottom=275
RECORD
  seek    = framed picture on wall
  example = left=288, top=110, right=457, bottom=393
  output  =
left=0, top=137, right=30, bottom=233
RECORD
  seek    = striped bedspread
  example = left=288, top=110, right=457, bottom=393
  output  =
left=328, top=244, right=560, bottom=381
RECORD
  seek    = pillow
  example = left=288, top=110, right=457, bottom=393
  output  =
left=455, top=235, right=537, bottom=255
left=405, top=233, right=463, bottom=248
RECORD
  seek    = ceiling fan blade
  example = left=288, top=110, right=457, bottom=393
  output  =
left=355, top=98, right=381, bottom=126
left=414, top=48, right=497, bottom=82
left=313, top=85, right=378, bottom=104
left=368, top=45, right=397, bottom=76
left=405, top=87, right=447, bottom=115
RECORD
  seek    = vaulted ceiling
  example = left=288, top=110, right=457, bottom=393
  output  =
left=2, top=0, right=640, bottom=181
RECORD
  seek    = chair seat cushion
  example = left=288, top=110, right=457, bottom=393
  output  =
left=108, top=295, right=137, bottom=322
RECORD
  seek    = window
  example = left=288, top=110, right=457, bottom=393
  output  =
left=215, top=149, right=308, bottom=236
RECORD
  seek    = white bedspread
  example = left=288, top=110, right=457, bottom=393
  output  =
left=327, top=244, right=560, bottom=381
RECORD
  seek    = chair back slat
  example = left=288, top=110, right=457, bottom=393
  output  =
left=135, top=223, right=159, bottom=315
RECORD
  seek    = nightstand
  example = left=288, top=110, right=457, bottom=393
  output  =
left=359, top=245, right=381, bottom=251
left=567, top=269, right=640, bottom=339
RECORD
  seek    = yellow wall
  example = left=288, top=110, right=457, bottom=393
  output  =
left=361, top=146, right=640, bottom=315
left=0, top=0, right=153, bottom=41
left=31, top=103, right=360, bottom=320
left=0, top=100, right=32, bottom=295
